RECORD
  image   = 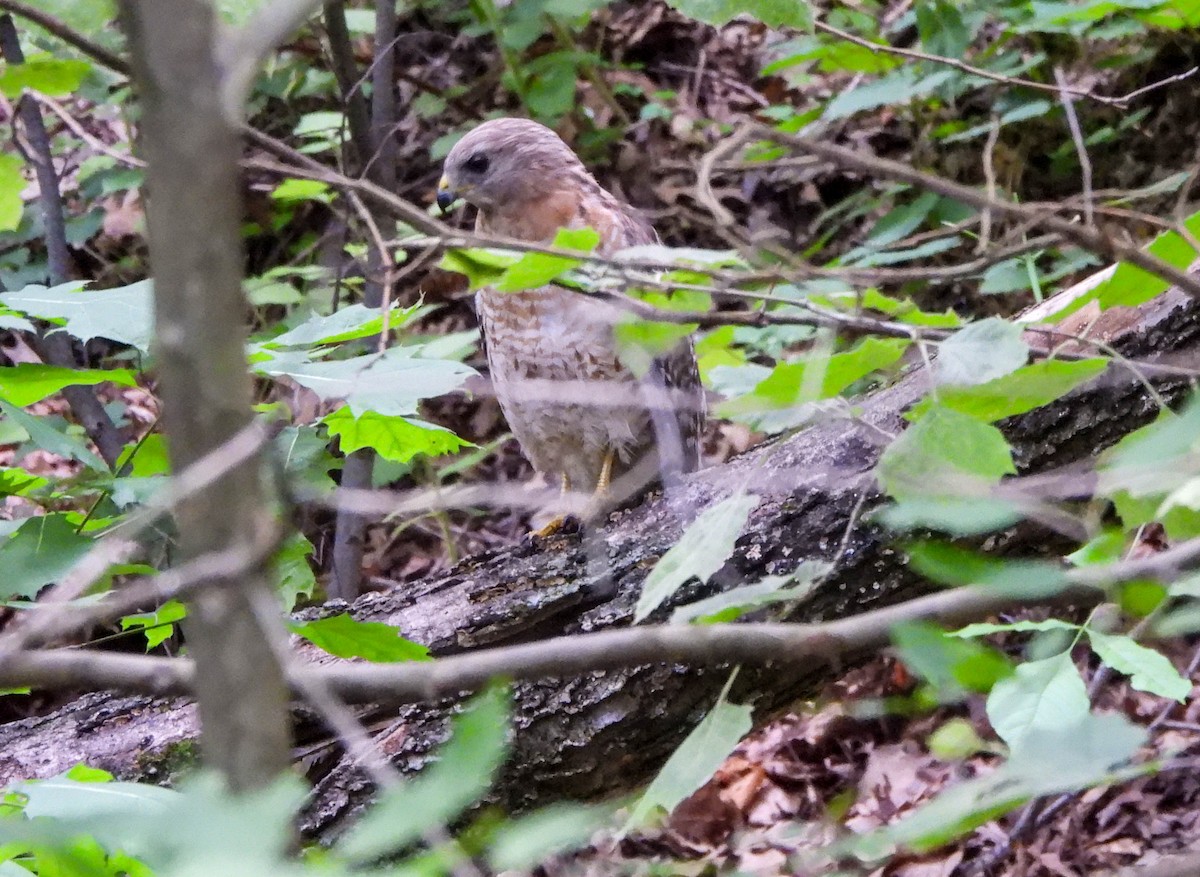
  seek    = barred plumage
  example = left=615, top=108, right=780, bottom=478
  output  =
left=440, top=118, right=704, bottom=510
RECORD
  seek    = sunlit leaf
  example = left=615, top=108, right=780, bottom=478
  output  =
left=0, top=154, right=22, bottom=231
left=119, top=600, right=186, bottom=650
left=877, top=405, right=1016, bottom=501
left=322, top=408, right=470, bottom=463
left=493, top=227, right=600, bottom=292
left=1094, top=208, right=1200, bottom=310
left=264, top=303, right=422, bottom=348
left=289, top=613, right=431, bottom=662
left=0, top=364, right=137, bottom=407
left=908, top=358, right=1107, bottom=422
left=0, top=56, right=91, bottom=98
left=664, top=0, right=812, bottom=29
left=1086, top=630, right=1191, bottom=701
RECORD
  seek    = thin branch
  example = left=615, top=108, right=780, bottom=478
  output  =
left=1056, top=67, right=1094, bottom=228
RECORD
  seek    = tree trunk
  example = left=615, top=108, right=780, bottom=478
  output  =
left=0, top=284, right=1196, bottom=839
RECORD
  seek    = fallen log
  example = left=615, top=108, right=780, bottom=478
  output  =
left=0, top=283, right=1197, bottom=841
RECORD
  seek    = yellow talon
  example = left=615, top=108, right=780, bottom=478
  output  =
left=531, top=474, right=571, bottom=538
left=595, top=449, right=614, bottom=498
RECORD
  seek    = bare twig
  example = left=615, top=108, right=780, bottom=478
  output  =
left=814, top=19, right=1197, bottom=109
left=1055, top=67, right=1094, bottom=228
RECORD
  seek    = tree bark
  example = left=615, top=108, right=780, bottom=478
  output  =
left=116, top=0, right=292, bottom=790
left=0, top=283, right=1196, bottom=837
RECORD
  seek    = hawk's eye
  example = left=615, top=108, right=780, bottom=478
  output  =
left=463, top=152, right=489, bottom=174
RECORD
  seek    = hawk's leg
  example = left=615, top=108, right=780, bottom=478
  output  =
left=532, top=450, right=615, bottom=538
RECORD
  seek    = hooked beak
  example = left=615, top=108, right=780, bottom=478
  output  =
left=436, top=175, right=457, bottom=212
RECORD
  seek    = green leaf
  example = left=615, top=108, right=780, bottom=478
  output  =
left=906, top=542, right=1069, bottom=596
left=265, top=303, right=423, bottom=348
left=493, top=227, right=600, bottom=292
left=0, top=399, right=108, bottom=472
left=875, top=497, right=1022, bottom=535
left=275, top=425, right=339, bottom=493
left=272, top=532, right=317, bottom=611
left=671, top=563, right=829, bottom=624
left=288, top=613, right=431, bottom=662
left=986, top=651, right=1089, bottom=754
left=1086, top=630, right=1191, bottom=701
left=0, top=280, right=154, bottom=353
left=934, top=318, right=1029, bottom=386
left=337, top=686, right=510, bottom=861
left=0, top=514, right=93, bottom=600
left=824, top=68, right=954, bottom=119
left=907, top=358, right=1108, bottom=422
left=867, top=711, right=1146, bottom=854
left=0, top=364, right=137, bottom=407
left=859, top=192, right=940, bottom=252
left=623, top=673, right=752, bottom=830
left=927, top=718, right=993, bottom=760
left=18, top=776, right=178, bottom=821
left=0, top=56, right=91, bottom=98
left=1094, top=207, right=1200, bottom=310
left=438, top=247, right=518, bottom=290
left=119, top=600, right=186, bottom=650
left=322, top=408, right=470, bottom=463
left=255, top=347, right=475, bottom=417
left=665, top=0, right=812, bottom=28
left=916, top=0, right=971, bottom=57
left=487, top=804, right=613, bottom=871
left=634, top=492, right=758, bottom=623
left=270, top=178, right=332, bottom=204
left=877, top=405, right=1016, bottom=501
left=952, top=619, right=1078, bottom=638
left=0, top=153, right=22, bottom=232
left=719, top=337, right=909, bottom=421
left=892, top=622, right=1013, bottom=697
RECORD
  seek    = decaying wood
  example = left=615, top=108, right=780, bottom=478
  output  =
left=0, top=283, right=1197, bottom=840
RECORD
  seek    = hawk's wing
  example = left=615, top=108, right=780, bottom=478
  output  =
left=587, top=192, right=706, bottom=478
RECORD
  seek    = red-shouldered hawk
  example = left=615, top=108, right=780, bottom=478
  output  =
left=437, top=118, right=703, bottom=527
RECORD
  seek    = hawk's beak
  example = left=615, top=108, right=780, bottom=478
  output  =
left=436, top=175, right=456, bottom=212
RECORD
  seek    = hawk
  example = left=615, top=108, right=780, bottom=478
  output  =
left=437, top=118, right=703, bottom=526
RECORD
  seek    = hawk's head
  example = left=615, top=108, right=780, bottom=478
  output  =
left=437, top=118, right=584, bottom=212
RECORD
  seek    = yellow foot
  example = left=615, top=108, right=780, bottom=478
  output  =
left=532, top=514, right=569, bottom=538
